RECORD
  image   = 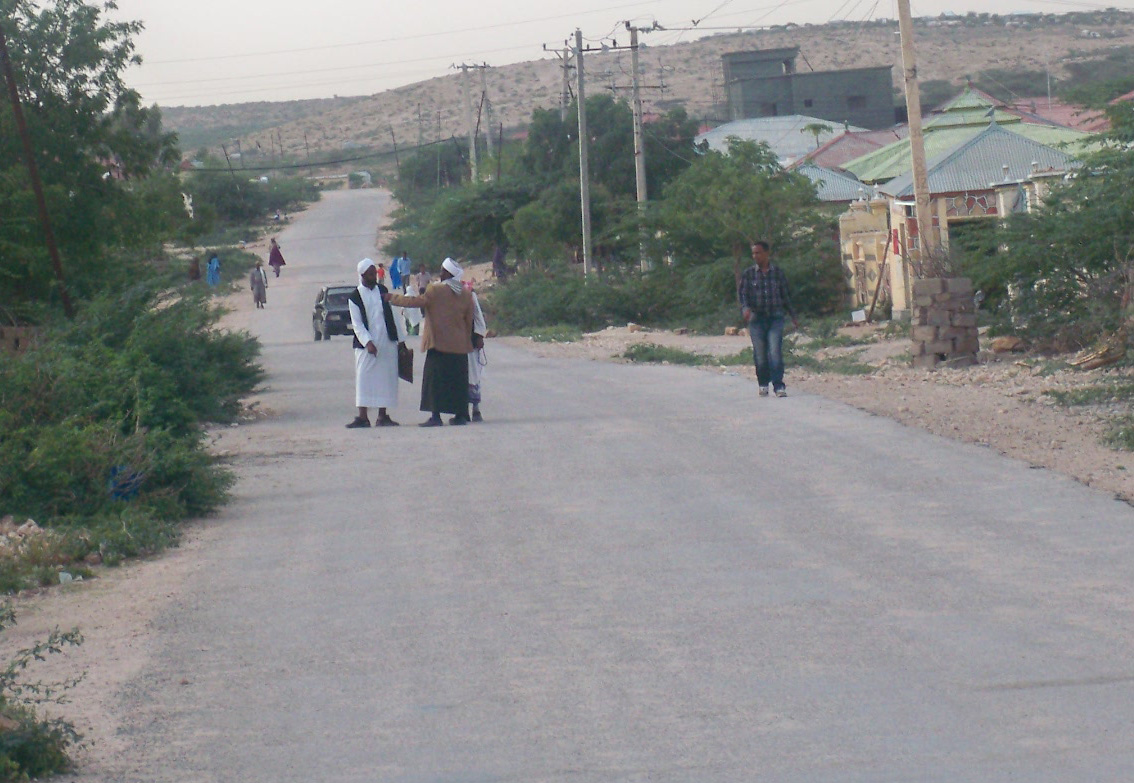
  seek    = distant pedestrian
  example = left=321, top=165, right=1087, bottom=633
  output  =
left=250, top=260, right=268, bottom=308
left=414, top=265, right=431, bottom=293
left=268, top=238, right=286, bottom=277
left=395, top=252, right=412, bottom=291
left=389, top=256, right=402, bottom=290
left=377, top=263, right=387, bottom=286
left=738, top=241, right=799, bottom=398
left=206, top=252, right=221, bottom=287
left=387, top=258, right=475, bottom=426
left=346, top=258, right=407, bottom=429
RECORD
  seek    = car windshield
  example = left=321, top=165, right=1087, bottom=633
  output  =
left=326, top=290, right=353, bottom=307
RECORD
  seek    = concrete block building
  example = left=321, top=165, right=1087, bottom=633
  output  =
left=723, top=48, right=894, bottom=130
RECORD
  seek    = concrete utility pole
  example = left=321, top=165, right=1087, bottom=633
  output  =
left=0, top=21, right=74, bottom=317
left=574, top=29, right=593, bottom=277
left=897, top=0, right=935, bottom=266
left=626, top=22, right=649, bottom=271
left=480, top=66, right=496, bottom=161
left=456, top=64, right=478, bottom=182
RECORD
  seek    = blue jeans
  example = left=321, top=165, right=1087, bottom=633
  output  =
left=748, top=315, right=785, bottom=390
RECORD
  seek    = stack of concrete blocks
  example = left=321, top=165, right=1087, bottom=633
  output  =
left=910, top=278, right=979, bottom=369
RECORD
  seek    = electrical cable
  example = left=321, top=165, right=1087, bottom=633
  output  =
left=144, top=1, right=663, bottom=65
left=189, top=136, right=451, bottom=172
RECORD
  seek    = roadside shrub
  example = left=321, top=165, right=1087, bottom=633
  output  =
left=0, top=606, right=83, bottom=780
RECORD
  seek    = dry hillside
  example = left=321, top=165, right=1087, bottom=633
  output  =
left=162, top=14, right=1134, bottom=165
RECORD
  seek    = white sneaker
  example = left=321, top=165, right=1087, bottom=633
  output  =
left=775, top=389, right=788, bottom=398
left=758, top=386, right=769, bottom=397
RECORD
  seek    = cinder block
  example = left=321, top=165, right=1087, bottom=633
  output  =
left=912, top=278, right=945, bottom=296
left=912, top=354, right=939, bottom=369
left=911, top=325, right=938, bottom=341
left=946, top=277, right=974, bottom=294
left=955, top=337, right=980, bottom=354
left=927, top=310, right=952, bottom=327
left=952, top=313, right=978, bottom=328
left=925, top=340, right=954, bottom=354
left=914, top=295, right=934, bottom=307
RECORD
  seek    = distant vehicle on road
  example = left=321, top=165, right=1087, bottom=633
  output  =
left=312, top=285, right=355, bottom=341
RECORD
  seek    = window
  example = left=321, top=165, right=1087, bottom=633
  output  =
left=847, top=95, right=867, bottom=110
left=759, top=102, right=778, bottom=116
left=803, top=98, right=814, bottom=108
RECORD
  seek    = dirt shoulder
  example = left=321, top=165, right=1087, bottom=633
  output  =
left=500, top=324, right=1134, bottom=504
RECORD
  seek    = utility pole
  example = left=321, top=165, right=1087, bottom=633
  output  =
left=480, top=66, right=496, bottom=161
left=416, top=102, right=425, bottom=146
left=389, top=126, right=401, bottom=178
left=303, top=132, right=312, bottom=175
left=626, top=22, right=649, bottom=271
left=574, top=29, right=593, bottom=277
left=0, top=21, right=74, bottom=317
left=456, top=64, right=478, bottom=182
left=561, top=46, right=572, bottom=121
left=897, top=0, right=935, bottom=267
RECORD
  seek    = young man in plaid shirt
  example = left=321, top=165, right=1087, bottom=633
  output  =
left=738, top=241, right=800, bottom=397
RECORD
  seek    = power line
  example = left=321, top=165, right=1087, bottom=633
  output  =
left=143, top=1, right=663, bottom=65
left=135, top=43, right=538, bottom=89
left=190, top=137, right=450, bottom=173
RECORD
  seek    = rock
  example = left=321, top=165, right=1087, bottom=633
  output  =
left=58, top=572, right=73, bottom=585
left=724, top=326, right=742, bottom=336
left=14, top=520, right=40, bottom=538
left=990, top=336, right=1026, bottom=353
left=672, top=327, right=689, bottom=335
left=0, top=714, right=18, bottom=732
left=485, top=329, right=497, bottom=338
left=627, top=323, right=643, bottom=333
left=84, top=551, right=103, bottom=566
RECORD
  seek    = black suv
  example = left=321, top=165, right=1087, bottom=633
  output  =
left=312, top=285, right=355, bottom=341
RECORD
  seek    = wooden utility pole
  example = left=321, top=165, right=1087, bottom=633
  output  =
left=303, top=132, right=312, bottom=175
left=561, top=46, right=572, bottom=121
left=897, top=0, right=935, bottom=266
left=626, top=22, right=649, bottom=272
left=574, top=29, right=593, bottom=277
left=389, top=126, right=401, bottom=178
left=0, top=22, right=74, bottom=316
left=456, top=64, right=478, bottom=182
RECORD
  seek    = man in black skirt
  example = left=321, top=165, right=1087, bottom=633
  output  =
left=386, top=258, right=476, bottom=426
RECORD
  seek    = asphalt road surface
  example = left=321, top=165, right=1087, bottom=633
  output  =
left=89, top=189, right=1134, bottom=782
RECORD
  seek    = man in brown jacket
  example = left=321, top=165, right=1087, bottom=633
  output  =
left=386, top=258, right=478, bottom=426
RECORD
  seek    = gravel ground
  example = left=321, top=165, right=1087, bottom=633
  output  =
left=501, top=323, right=1134, bottom=504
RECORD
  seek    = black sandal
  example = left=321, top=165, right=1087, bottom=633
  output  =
left=377, top=416, right=400, bottom=427
left=345, top=417, right=371, bottom=429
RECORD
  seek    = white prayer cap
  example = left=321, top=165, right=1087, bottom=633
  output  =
left=357, top=258, right=376, bottom=276
left=441, top=257, right=463, bottom=280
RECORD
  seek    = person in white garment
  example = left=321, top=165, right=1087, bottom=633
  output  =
left=346, top=258, right=407, bottom=429
left=467, top=284, right=487, bottom=422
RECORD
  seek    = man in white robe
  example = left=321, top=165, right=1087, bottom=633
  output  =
left=346, top=258, right=407, bottom=428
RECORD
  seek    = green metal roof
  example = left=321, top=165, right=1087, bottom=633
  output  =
left=935, top=86, right=996, bottom=112
left=843, top=122, right=1095, bottom=183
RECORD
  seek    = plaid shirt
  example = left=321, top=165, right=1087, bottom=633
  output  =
left=738, top=263, right=795, bottom=319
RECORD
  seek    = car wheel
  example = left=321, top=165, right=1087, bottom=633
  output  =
left=321, top=324, right=330, bottom=341
left=313, top=322, right=323, bottom=341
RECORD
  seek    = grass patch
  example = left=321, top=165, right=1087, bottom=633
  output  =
left=1106, top=416, right=1134, bottom=451
left=516, top=325, right=583, bottom=343
left=1046, top=381, right=1134, bottom=406
left=788, top=347, right=875, bottom=375
left=623, top=343, right=712, bottom=365
left=1018, top=358, right=1073, bottom=377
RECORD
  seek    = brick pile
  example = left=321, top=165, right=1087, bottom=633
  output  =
left=909, top=278, right=979, bottom=369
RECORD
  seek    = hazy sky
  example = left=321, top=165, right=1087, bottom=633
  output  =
left=108, top=0, right=1130, bottom=107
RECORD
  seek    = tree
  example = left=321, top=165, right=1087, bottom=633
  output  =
left=0, top=0, right=180, bottom=316
left=652, top=137, right=845, bottom=314
left=801, top=122, right=834, bottom=149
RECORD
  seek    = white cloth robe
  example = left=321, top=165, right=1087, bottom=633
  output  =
left=468, top=291, right=487, bottom=389
left=398, top=282, right=422, bottom=330
left=349, top=284, right=407, bottom=408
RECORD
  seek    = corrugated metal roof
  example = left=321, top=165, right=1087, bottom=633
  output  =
left=844, top=122, right=1095, bottom=183
left=695, top=116, right=868, bottom=166
left=924, top=108, right=1021, bottom=130
left=935, top=87, right=997, bottom=113
left=794, top=162, right=875, bottom=202
left=878, top=123, right=1078, bottom=198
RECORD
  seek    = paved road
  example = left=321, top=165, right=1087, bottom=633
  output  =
left=93, top=190, right=1134, bottom=782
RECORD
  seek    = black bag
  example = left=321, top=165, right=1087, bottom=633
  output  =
left=397, top=342, right=413, bottom=383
